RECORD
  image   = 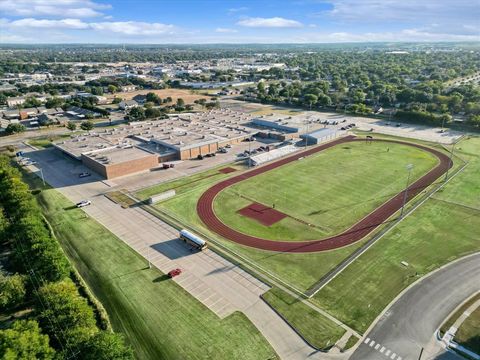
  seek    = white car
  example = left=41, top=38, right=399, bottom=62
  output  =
left=76, top=200, right=91, bottom=208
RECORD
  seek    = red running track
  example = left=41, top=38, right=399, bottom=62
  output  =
left=197, top=136, right=452, bottom=253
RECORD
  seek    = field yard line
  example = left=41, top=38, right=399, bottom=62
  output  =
left=307, top=160, right=470, bottom=297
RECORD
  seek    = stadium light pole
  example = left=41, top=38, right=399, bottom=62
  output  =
left=248, top=139, right=252, bottom=168
left=146, top=242, right=151, bottom=269
left=401, top=164, right=414, bottom=217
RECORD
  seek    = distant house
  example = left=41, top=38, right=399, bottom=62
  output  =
left=7, top=96, right=26, bottom=108
left=121, top=85, right=136, bottom=92
left=119, top=100, right=139, bottom=110
left=2, top=109, right=20, bottom=120
left=132, top=94, right=147, bottom=104
left=37, top=113, right=54, bottom=126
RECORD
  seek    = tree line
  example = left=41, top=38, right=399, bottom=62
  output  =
left=0, top=156, right=133, bottom=359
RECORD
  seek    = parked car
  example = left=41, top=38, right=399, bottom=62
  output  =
left=79, top=172, right=91, bottom=178
left=168, top=268, right=182, bottom=278
left=76, top=200, right=91, bottom=208
left=225, top=144, right=232, bottom=148
left=218, top=148, right=228, bottom=153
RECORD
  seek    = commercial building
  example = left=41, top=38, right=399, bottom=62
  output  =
left=53, top=109, right=256, bottom=179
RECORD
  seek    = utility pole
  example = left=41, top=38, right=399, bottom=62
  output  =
left=401, top=164, right=414, bottom=217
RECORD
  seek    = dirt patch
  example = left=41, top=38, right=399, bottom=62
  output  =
left=237, top=202, right=288, bottom=226
left=219, top=167, right=237, bottom=174
left=107, top=89, right=211, bottom=104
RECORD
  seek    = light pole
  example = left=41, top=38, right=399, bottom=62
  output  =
left=39, top=168, right=45, bottom=186
left=304, top=121, right=310, bottom=149
left=401, top=164, right=414, bottom=217
left=146, top=242, right=151, bottom=269
left=248, top=139, right=252, bottom=168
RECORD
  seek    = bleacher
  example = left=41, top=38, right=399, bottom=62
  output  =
left=250, top=145, right=298, bottom=166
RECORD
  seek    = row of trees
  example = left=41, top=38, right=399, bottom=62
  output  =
left=0, top=156, right=133, bottom=359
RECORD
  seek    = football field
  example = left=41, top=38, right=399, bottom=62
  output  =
left=211, top=140, right=439, bottom=242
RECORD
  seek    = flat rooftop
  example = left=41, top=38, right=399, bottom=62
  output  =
left=252, top=113, right=330, bottom=133
left=83, top=145, right=156, bottom=165
left=54, top=135, right=115, bottom=159
left=54, top=109, right=257, bottom=156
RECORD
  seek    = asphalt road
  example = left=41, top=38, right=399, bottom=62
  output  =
left=351, top=253, right=480, bottom=360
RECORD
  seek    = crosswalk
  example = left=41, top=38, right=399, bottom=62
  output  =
left=364, top=337, right=403, bottom=360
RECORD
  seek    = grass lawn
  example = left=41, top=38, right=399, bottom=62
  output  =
left=104, top=190, right=137, bottom=208
left=312, top=136, right=480, bottom=334
left=439, top=293, right=480, bottom=337
left=28, top=134, right=75, bottom=149
left=455, top=305, right=480, bottom=353
left=214, top=141, right=438, bottom=241
left=33, top=187, right=278, bottom=360
left=135, top=137, right=447, bottom=292
left=262, top=287, right=345, bottom=350
left=150, top=176, right=369, bottom=292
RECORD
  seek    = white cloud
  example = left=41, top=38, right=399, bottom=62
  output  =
left=215, top=27, right=238, bottom=33
left=0, top=0, right=110, bottom=18
left=90, top=21, right=175, bottom=35
left=228, top=7, right=248, bottom=13
left=324, top=0, right=479, bottom=25
left=9, top=18, right=89, bottom=29
left=237, top=17, right=303, bottom=28
left=293, top=29, right=480, bottom=43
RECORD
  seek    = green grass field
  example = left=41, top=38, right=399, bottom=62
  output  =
left=262, top=287, right=345, bottom=350
left=136, top=137, right=449, bottom=293
left=455, top=305, right=480, bottom=353
left=214, top=141, right=438, bottom=241
left=312, top=136, right=480, bottom=333
left=32, top=186, right=277, bottom=360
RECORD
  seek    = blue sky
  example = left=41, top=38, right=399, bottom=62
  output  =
left=0, top=0, right=479, bottom=43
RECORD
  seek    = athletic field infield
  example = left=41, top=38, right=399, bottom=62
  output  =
left=198, top=136, right=449, bottom=252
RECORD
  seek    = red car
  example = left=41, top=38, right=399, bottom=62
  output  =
left=167, top=268, right=182, bottom=278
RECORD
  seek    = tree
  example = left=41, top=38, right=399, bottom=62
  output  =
left=303, top=94, right=318, bottom=109
left=5, top=123, right=26, bottom=135
left=112, top=97, right=122, bottom=104
left=0, top=274, right=26, bottom=310
left=176, top=98, right=185, bottom=107
left=36, top=280, right=98, bottom=351
left=45, top=97, right=64, bottom=109
left=145, top=107, right=162, bottom=118
left=80, top=121, right=94, bottom=131
left=128, top=107, right=146, bottom=121
left=0, top=320, right=55, bottom=360
left=22, top=96, right=42, bottom=108
left=66, top=121, right=77, bottom=131
left=108, top=85, right=117, bottom=94
left=146, top=92, right=161, bottom=104
left=81, top=332, right=133, bottom=360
